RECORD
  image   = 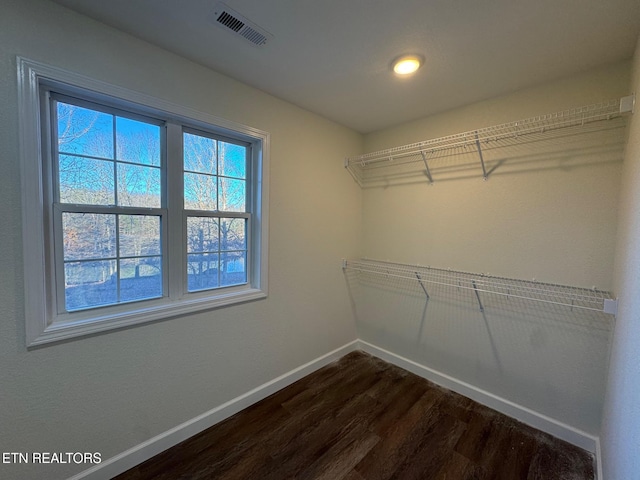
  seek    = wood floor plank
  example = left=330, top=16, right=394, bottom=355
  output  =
left=527, top=439, right=595, bottom=480
left=433, top=451, right=487, bottom=480
left=264, top=394, right=381, bottom=477
left=489, top=423, right=539, bottom=480
left=343, top=469, right=366, bottom=480
left=387, top=412, right=467, bottom=480
left=281, top=354, right=387, bottom=414
left=438, top=389, right=477, bottom=424
left=114, top=351, right=594, bottom=480
left=454, top=409, right=499, bottom=464
left=296, top=423, right=380, bottom=480
left=130, top=400, right=290, bottom=479
left=353, top=388, right=444, bottom=480
left=368, top=377, right=429, bottom=437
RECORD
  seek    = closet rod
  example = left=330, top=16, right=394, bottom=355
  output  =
left=343, top=259, right=617, bottom=316
left=345, top=96, right=633, bottom=175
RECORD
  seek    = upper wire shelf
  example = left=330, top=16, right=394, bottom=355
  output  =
left=345, top=96, right=633, bottom=187
left=343, top=258, right=617, bottom=316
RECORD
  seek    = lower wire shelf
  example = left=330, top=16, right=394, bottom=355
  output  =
left=343, top=258, right=617, bottom=316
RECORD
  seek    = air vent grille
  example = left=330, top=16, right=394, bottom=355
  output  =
left=240, top=27, right=268, bottom=46
left=212, top=3, right=272, bottom=47
left=217, top=11, right=244, bottom=32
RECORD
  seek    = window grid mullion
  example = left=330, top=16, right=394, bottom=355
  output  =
left=53, top=205, right=68, bottom=314
left=115, top=213, right=121, bottom=303
left=244, top=146, right=252, bottom=286
left=56, top=204, right=165, bottom=215
left=60, top=151, right=163, bottom=170
left=112, top=115, right=118, bottom=208
left=217, top=207, right=222, bottom=288
left=50, top=99, right=61, bottom=205
left=49, top=98, right=69, bottom=315
left=216, top=139, right=221, bottom=287
left=165, top=122, right=184, bottom=300
left=183, top=210, right=250, bottom=219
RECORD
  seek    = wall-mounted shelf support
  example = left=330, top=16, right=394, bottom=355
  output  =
left=474, top=132, right=488, bottom=181
left=415, top=272, right=430, bottom=300
left=472, top=279, right=485, bottom=312
left=419, top=151, right=434, bottom=184
left=604, top=298, right=619, bottom=316
left=620, top=94, right=635, bottom=114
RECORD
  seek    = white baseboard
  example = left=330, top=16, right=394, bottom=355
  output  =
left=71, top=338, right=600, bottom=479
left=595, top=437, right=604, bottom=480
left=356, top=340, right=599, bottom=454
left=69, top=340, right=359, bottom=480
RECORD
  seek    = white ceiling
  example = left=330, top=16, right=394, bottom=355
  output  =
left=50, top=0, right=640, bottom=133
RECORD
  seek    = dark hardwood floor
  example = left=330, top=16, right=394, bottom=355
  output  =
left=115, top=351, right=594, bottom=479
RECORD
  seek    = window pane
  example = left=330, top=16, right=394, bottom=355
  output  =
left=57, top=102, right=113, bottom=159
left=120, top=257, right=162, bottom=302
left=187, top=217, right=219, bottom=253
left=116, top=117, right=161, bottom=166
left=184, top=132, right=216, bottom=174
left=65, top=260, right=117, bottom=311
left=220, top=218, right=246, bottom=252
left=219, top=178, right=246, bottom=212
left=117, top=163, right=161, bottom=208
left=219, top=142, right=246, bottom=179
left=221, top=251, right=246, bottom=287
left=119, top=215, right=161, bottom=257
left=187, top=253, right=219, bottom=291
left=184, top=172, right=217, bottom=211
left=63, top=213, right=116, bottom=261
left=59, top=155, right=115, bottom=205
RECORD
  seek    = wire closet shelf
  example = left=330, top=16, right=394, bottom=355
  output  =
left=345, top=97, right=632, bottom=186
left=343, top=259, right=617, bottom=316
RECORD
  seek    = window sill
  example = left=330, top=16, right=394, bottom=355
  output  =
left=28, top=288, right=267, bottom=347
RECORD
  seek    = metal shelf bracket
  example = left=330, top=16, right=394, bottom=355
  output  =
left=419, top=151, right=434, bottom=184
left=474, top=132, right=488, bottom=181
left=415, top=272, right=430, bottom=300
left=472, top=279, right=485, bottom=312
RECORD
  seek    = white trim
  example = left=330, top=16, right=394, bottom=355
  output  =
left=595, top=437, right=604, bottom=480
left=17, top=57, right=270, bottom=346
left=18, top=57, right=268, bottom=141
left=356, top=339, right=599, bottom=454
left=17, top=56, right=49, bottom=346
left=68, top=340, right=359, bottom=480
left=29, top=288, right=268, bottom=347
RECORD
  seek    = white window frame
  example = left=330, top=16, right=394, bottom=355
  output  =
left=18, top=57, right=269, bottom=347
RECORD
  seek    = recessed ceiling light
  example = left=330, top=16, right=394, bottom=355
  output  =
left=392, top=55, right=423, bottom=76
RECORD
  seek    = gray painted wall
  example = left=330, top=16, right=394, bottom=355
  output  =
left=601, top=35, right=640, bottom=480
left=0, top=1, right=362, bottom=478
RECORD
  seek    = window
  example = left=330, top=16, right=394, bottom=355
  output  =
left=183, top=130, right=250, bottom=292
left=18, top=58, right=269, bottom=346
left=54, top=97, right=165, bottom=312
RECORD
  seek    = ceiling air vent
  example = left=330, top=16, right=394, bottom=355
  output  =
left=212, top=3, right=272, bottom=47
